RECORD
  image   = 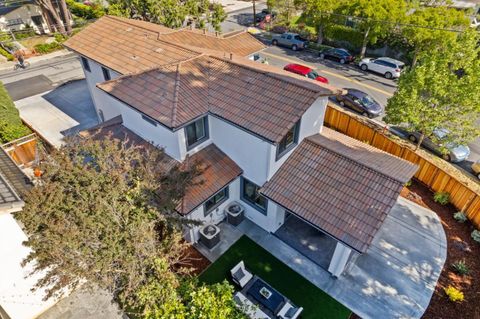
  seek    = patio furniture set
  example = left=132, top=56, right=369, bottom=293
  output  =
left=230, top=261, right=303, bottom=319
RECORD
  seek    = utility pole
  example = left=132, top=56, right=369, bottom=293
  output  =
left=253, top=0, right=256, bottom=27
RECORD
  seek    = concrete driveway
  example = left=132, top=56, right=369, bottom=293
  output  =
left=14, top=79, right=98, bottom=148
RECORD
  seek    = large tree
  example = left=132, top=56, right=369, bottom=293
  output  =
left=402, top=6, right=470, bottom=66
left=35, top=0, right=73, bottom=35
left=342, top=0, right=408, bottom=58
left=384, top=30, right=480, bottom=152
left=297, top=0, right=344, bottom=44
left=17, top=135, right=200, bottom=305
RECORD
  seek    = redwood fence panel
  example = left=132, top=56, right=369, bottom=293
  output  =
left=324, top=104, right=480, bottom=229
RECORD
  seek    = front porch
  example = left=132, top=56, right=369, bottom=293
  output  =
left=195, top=197, right=447, bottom=319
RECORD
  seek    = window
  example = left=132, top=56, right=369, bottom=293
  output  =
left=7, top=18, right=22, bottom=26
left=142, top=114, right=157, bottom=126
left=81, top=57, right=90, bottom=72
left=204, top=187, right=229, bottom=215
left=185, top=117, right=208, bottom=149
left=102, top=67, right=111, bottom=81
left=277, top=121, right=300, bottom=159
left=241, top=178, right=267, bottom=214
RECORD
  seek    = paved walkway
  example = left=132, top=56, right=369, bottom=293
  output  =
left=14, top=79, right=98, bottom=148
left=201, top=197, right=447, bottom=319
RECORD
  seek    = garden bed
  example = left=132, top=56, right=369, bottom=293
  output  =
left=401, top=181, right=480, bottom=319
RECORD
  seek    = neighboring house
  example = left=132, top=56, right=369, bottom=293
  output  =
left=64, top=15, right=419, bottom=279
left=0, top=3, right=48, bottom=33
left=0, top=148, right=58, bottom=319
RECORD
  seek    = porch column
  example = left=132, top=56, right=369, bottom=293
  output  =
left=328, top=242, right=352, bottom=278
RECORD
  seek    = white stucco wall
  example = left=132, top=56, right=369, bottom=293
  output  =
left=0, top=213, right=59, bottom=319
left=0, top=5, right=48, bottom=33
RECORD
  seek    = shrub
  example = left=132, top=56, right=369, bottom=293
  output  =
left=433, top=191, right=450, bottom=205
left=451, top=260, right=469, bottom=275
left=453, top=211, right=468, bottom=223
left=66, top=0, right=105, bottom=19
left=472, top=230, right=480, bottom=243
left=34, top=42, right=62, bottom=54
left=0, top=82, right=31, bottom=143
left=404, top=180, right=412, bottom=187
left=14, top=28, right=36, bottom=40
left=444, top=286, right=464, bottom=302
left=324, top=25, right=363, bottom=50
left=0, top=47, right=13, bottom=61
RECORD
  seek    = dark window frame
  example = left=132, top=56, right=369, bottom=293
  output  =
left=185, top=116, right=209, bottom=150
left=81, top=57, right=90, bottom=72
left=142, top=114, right=158, bottom=126
left=276, top=121, right=300, bottom=160
left=241, top=177, right=268, bottom=215
left=102, top=67, right=111, bottom=81
left=204, top=186, right=229, bottom=216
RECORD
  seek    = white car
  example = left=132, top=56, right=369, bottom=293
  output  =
left=358, top=57, right=405, bottom=79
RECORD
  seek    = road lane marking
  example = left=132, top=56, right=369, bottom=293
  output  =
left=261, top=51, right=394, bottom=97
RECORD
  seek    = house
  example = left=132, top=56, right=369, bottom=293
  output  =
left=63, top=15, right=420, bottom=279
left=0, top=3, right=48, bottom=33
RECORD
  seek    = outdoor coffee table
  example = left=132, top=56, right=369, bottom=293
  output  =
left=246, top=277, right=285, bottom=314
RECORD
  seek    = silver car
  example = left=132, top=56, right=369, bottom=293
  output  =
left=408, top=129, right=470, bottom=163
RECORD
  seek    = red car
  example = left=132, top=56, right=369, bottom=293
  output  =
left=283, top=63, right=329, bottom=84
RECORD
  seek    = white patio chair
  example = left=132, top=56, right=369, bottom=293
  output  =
left=277, top=301, right=303, bottom=319
left=230, top=260, right=253, bottom=288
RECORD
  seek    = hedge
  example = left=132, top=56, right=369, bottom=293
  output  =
left=34, top=42, right=63, bottom=54
left=323, top=25, right=363, bottom=51
left=0, top=82, right=31, bottom=143
left=0, top=47, right=13, bottom=61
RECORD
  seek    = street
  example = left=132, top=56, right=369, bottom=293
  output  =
left=0, top=9, right=478, bottom=180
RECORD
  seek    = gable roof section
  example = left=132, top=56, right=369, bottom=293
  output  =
left=0, top=148, right=30, bottom=214
left=98, top=55, right=340, bottom=142
left=261, top=128, right=418, bottom=252
left=63, top=16, right=201, bottom=74
left=0, top=5, right=22, bottom=16
left=63, top=16, right=265, bottom=74
left=177, top=143, right=242, bottom=215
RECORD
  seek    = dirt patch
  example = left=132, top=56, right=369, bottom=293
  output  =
left=183, top=245, right=211, bottom=275
left=402, top=181, right=480, bottom=319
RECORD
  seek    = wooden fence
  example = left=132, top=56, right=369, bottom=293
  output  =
left=1, top=134, right=38, bottom=167
left=324, top=103, right=480, bottom=228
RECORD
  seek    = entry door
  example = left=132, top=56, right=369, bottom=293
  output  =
left=31, top=15, right=45, bottom=34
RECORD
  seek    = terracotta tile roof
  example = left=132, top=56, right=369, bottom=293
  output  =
left=98, top=55, right=340, bottom=142
left=261, top=128, right=418, bottom=252
left=63, top=16, right=201, bottom=74
left=63, top=16, right=265, bottom=75
left=177, top=143, right=242, bottom=215
left=80, top=119, right=241, bottom=216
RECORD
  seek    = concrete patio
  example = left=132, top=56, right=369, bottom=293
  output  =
left=198, top=197, right=447, bottom=319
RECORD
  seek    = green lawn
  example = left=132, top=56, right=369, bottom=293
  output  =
left=198, top=236, right=351, bottom=319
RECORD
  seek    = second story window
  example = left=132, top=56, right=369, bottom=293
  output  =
left=277, top=121, right=300, bottom=160
left=102, top=67, right=111, bottom=81
left=185, top=117, right=208, bottom=149
left=81, top=57, right=90, bottom=72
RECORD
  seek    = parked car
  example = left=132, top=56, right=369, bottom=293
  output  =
left=336, top=88, right=382, bottom=118
left=283, top=63, right=329, bottom=83
left=472, top=160, right=480, bottom=179
left=319, top=48, right=355, bottom=64
left=271, top=33, right=308, bottom=51
left=407, top=129, right=471, bottom=163
left=358, top=57, right=405, bottom=79
left=255, top=9, right=276, bottom=22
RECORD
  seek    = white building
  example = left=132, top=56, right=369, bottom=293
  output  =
left=0, top=3, right=48, bottom=33
left=64, top=16, right=418, bottom=279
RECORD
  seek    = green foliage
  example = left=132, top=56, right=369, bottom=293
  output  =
left=433, top=191, right=450, bottom=205
left=0, top=82, right=31, bottom=143
left=444, top=285, right=464, bottom=302
left=14, top=28, right=36, bottom=40
left=324, top=24, right=363, bottom=49
left=384, top=30, right=480, bottom=151
left=472, top=230, right=480, bottom=243
left=404, top=180, right=412, bottom=187
left=451, top=260, right=469, bottom=275
left=453, top=211, right=468, bottom=223
left=34, top=41, right=63, bottom=54
left=54, top=33, right=68, bottom=43
left=66, top=0, right=105, bottom=19
left=267, top=0, right=296, bottom=24
left=402, top=5, right=470, bottom=65
left=297, top=0, right=343, bottom=43
left=17, top=136, right=199, bottom=302
left=0, top=47, right=13, bottom=61
left=209, top=3, right=227, bottom=32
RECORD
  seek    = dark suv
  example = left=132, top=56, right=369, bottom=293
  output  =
left=319, top=48, right=355, bottom=64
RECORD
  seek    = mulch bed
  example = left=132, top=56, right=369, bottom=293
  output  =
left=183, top=244, right=211, bottom=275
left=401, top=180, right=480, bottom=319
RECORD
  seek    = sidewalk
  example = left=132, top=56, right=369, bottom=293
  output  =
left=0, top=49, right=75, bottom=73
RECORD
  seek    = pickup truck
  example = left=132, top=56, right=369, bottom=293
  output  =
left=271, top=33, right=308, bottom=51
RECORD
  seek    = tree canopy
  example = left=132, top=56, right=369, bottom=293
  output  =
left=17, top=135, right=199, bottom=304
left=297, top=0, right=344, bottom=44
left=402, top=5, right=470, bottom=66
left=384, top=30, right=480, bottom=151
